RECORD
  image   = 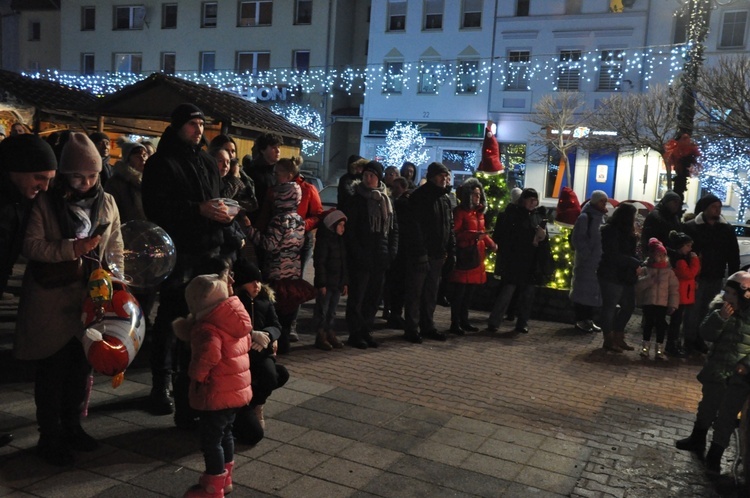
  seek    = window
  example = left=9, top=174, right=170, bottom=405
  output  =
left=28, top=21, right=40, bottom=41
left=419, top=59, right=442, bottom=94
left=293, top=50, right=310, bottom=72
left=461, top=0, right=482, bottom=29
left=387, top=0, right=406, bottom=31
left=673, top=10, right=688, bottom=44
left=565, top=0, right=582, bottom=14
left=441, top=150, right=476, bottom=185
left=81, top=53, right=95, bottom=75
left=501, top=143, right=527, bottom=190
left=545, top=147, right=576, bottom=198
left=557, top=50, right=581, bottom=91
left=81, top=7, right=95, bottom=31
left=202, top=2, right=217, bottom=28
left=113, top=53, right=142, bottom=73
left=295, top=0, right=312, bottom=24
left=598, top=49, right=623, bottom=91
left=383, top=61, right=404, bottom=93
left=719, top=10, right=748, bottom=48
left=423, top=0, right=443, bottom=30
left=161, top=52, right=176, bottom=74
left=239, top=1, right=272, bottom=26
left=200, top=51, right=215, bottom=73
left=114, top=6, right=146, bottom=30
left=516, top=0, right=529, bottom=16
left=162, top=4, right=177, bottom=28
left=236, top=51, right=270, bottom=75
left=456, top=60, right=478, bottom=94
left=505, top=50, right=530, bottom=90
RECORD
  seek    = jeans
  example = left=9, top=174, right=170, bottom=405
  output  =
left=598, top=279, right=636, bottom=334
left=642, top=305, right=668, bottom=343
left=310, top=287, right=342, bottom=332
left=346, top=263, right=386, bottom=337
left=300, top=231, right=315, bottom=275
left=488, top=283, right=535, bottom=330
left=667, top=304, right=690, bottom=344
left=199, top=408, right=237, bottom=475
left=683, top=277, right=723, bottom=345
left=404, top=256, right=445, bottom=333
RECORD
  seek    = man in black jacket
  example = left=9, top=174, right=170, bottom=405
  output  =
left=0, top=134, right=57, bottom=447
left=402, top=162, right=456, bottom=343
left=142, top=103, right=233, bottom=418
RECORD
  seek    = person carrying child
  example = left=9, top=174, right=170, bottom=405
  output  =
left=172, top=274, right=252, bottom=498
left=666, top=230, right=701, bottom=357
left=635, top=238, right=679, bottom=360
left=312, top=210, right=349, bottom=350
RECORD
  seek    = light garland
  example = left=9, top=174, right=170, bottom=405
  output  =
left=269, top=102, right=323, bottom=156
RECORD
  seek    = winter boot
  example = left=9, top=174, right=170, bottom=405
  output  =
left=315, top=328, right=332, bottom=351
left=254, top=405, right=265, bottom=430
left=183, top=470, right=227, bottom=497
left=603, top=332, right=623, bottom=353
left=675, top=423, right=708, bottom=453
left=640, top=341, right=650, bottom=358
left=655, top=342, right=667, bottom=360
left=614, top=331, right=635, bottom=351
left=224, top=462, right=234, bottom=494
left=327, top=330, right=343, bottom=349
left=705, top=442, right=725, bottom=474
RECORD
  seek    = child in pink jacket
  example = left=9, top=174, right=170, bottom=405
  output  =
left=636, top=238, right=680, bottom=360
left=173, top=274, right=253, bottom=498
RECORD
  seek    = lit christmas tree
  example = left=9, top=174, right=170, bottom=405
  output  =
left=475, top=171, right=508, bottom=274
left=270, top=102, right=324, bottom=156
left=698, top=137, right=750, bottom=223
left=377, top=121, right=429, bottom=168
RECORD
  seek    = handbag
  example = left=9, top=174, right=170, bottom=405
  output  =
left=455, top=243, right=481, bottom=271
left=28, top=258, right=84, bottom=289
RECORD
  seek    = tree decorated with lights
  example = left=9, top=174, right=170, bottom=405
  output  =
left=698, top=137, right=750, bottom=222
left=475, top=171, right=508, bottom=275
left=378, top=121, right=429, bottom=169
left=270, top=102, right=324, bottom=156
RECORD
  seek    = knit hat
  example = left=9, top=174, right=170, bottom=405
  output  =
left=171, top=103, right=205, bottom=130
left=510, top=187, right=523, bottom=203
left=648, top=237, right=666, bottom=255
left=232, top=258, right=263, bottom=286
left=88, top=132, right=109, bottom=144
left=726, top=271, right=750, bottom=301
left=323, top=210, right=347, bottom=231
left=120, top=141, right=146, bottom=160
left=519, top=188, right=539, bottom=201
left=362, top=160, right=384, bottom=180
left=694, top=194, right=721, bottom=215
left=660, top=190, right=681, bottom=208
left=590, top=190, right=608, bottom=205
left=347, top=154, right=364, bottom=167
left=185, top=274, right=228, bottom=319
left=555, top=186, right=581, bottom=226
left=668, top=230, right=692, bottom=251
left=426, top=161, right=450, bottom=180
left=58, top=132, right=102, bottom=174
left=0, top=134, right=57, bottom=172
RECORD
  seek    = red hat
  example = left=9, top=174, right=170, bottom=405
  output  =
left=648, top=237, right=666, bottom=255
left=478, top=127, right=503, bottom=174
left=555, top=187, right=581, bottom=227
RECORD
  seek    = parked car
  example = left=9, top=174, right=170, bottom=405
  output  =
left=300, top=170, right=324, bottom=191
left=733, top=224, right=750, bottom=270
left=319, top=185, right=338, bottom=210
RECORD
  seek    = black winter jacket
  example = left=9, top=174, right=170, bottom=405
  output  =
left=343, top=183, right=398, bottom=270
left=313, top=224, right=348, bottom=290
left=641, top=204, right=681, bottom=249
left=0, top=175, right=32, bottom=292
left=682, top=213, right=740, bottom=280
left=237, top=284, right=281, bottom=360
left=408, top=181, right=455, bottom=259
left=492, top=203, right=549, bottom=284
left=597, top=222, right=641, bottom=285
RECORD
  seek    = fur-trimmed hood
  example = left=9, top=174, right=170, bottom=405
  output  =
left=457, top=177, right=487, bottom=214
left=694, top=212, right=729, bottom=226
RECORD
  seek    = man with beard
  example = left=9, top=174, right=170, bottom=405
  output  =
left=682, top=194, right=740, bottom=354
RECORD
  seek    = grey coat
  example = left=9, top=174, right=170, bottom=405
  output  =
left=569, top=204, right=605, bottom=307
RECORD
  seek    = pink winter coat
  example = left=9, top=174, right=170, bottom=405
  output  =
left=635, top=264, right=680, bottom=309
left=187, top=296, right=253, bottom=411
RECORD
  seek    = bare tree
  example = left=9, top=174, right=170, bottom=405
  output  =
left=529, top=92, right=592, bottom=189
left=694, top=55, right=750, bottom=140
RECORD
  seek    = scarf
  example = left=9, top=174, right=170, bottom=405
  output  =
left=355, top=181, right=393, bottom=236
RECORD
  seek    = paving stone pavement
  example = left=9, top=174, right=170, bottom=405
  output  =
left=0, top=267, right=746, bottom=497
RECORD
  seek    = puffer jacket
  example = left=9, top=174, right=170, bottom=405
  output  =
left=698, top=297, right=750, bottom=383
left=449, top=205, right=493, bottom=285
left=671, top=252, right=701, bottom=305
left=408, top=180, right=455, bottom=260
left=185, top=296, right=253, bottom=411
left=635, top=264, right=680, bottom=308
left=682, top=212, right=740, bottom=280
left=313, top=222, right=348, bottom=290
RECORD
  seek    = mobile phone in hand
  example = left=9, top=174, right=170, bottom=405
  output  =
left=91, top=222, right=110, bottom=237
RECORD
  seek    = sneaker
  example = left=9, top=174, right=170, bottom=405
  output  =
left=424, top=329, right=447, bottom=341
left=640, top=341, right=650, bottom=358
left=590, top=322, right=602, bottom=332
left=575, top=320, right=594, bottom=333
left=289, top=331, right=300, bottom=343
left=148, top=388, right=175, bottom=415
left=655, top=343, right=668, bottom=361
left=404, top=331, right=423, bottom=344
left=460, top=322, right=479, bottom=332
left=514, top=326, right=529, bottom=334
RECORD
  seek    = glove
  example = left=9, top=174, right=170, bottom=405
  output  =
left=251, top=330, right=270, bottom=350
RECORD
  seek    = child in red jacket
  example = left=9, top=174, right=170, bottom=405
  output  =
left=173, top=274, right=253, bottom=498
left=667, top=230, right=701, bottom=357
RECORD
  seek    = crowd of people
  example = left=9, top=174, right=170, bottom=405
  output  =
left=2, top=103, right=750, bottom=494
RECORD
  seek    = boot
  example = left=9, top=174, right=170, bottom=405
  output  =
left=675, top=423, right=708, bottom=453
left=149, top=374, right=174, bottom=415
left=614, top=331, right=635, bottom=351
left=639, top=340, right=650, bottom=358
left=449, top=322, right=465, bottom=336
left=655, top=342, right=667, bottom=361
left=183, top=470, right=227, bottom=497
left=327, top=330, right=343, bottom=349
left=224, top=461, right=234, bottom=494
left=346, top=331, right=367, bottom=349
left=603, top=332, right=623, bottom=353
left=315, top=329, right=332, bottom=351
left=363, top=330, right=379, bottom=348
left=705, top=442, right=724, bottom=474
left=254, top=405, right=265, bottom=430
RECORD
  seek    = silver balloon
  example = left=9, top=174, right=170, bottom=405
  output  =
left=107, top=220, right=176, bottom=289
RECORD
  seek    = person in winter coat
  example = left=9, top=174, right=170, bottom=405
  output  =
left=682, top=194, right=740, bottom=354
left=666, top=230, right=700, bottom=357
left=343, top=160, right=397, bottom=348
left=635, top=238, right=680, bottom=359
left=312, top=210, right=348, bottom=350
left=487, top=188, right=550, bottom=334
left=16, top=133, right=123, bottom=466
left=640, top=190, right=682, bottom=249
left=448, top=178, right=496, bottom=335
left=232, top=259, right=289, bottom=445
left=597, top=203, right=643, bottom=352
left=172, top=274, right=252, bottom=498
left=569, top=191, right=608, bottom=333
left=242, top=132, right=281, bottom=225
left=399, top=161, right=418, bottom=190
left=244, top=163, right=305, bottom=354
left=337, top=155, right=365, bottom=213
left=675, top=271, right=750, bottom=475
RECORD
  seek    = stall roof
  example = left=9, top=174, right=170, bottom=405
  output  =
left=96, top=73, right=319, bottom=142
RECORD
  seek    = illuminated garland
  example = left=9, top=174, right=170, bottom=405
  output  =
left=269, top=102, right=323, bottom=156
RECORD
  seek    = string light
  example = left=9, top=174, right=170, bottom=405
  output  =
left=377, top=121, right=429, bottom=168
left=698, top=137, right=750, bottom=222
left=269, top=102, right=323, bottom=156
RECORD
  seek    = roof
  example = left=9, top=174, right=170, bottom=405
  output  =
left=0, top=69, right=98, bottom=115
left=96, top=73, right=319, bottom=142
